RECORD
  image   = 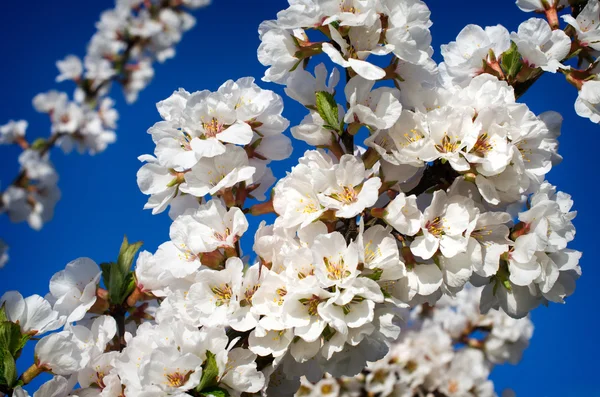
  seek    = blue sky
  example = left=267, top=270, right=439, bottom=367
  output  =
left=0, top=1, right=597, bottom=396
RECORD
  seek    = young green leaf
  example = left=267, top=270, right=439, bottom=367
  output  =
left=0, top=321, right=23, bottom=357
left=0, top=347, right=17, bottom=387
left=196, top=351, right=220, bottom=393
left=0, top=304, right=7, bottom=323
left=117, top=236, right=143, bottom=275
left=315, top=91, right=342, bottom=134
left=501, top=42, right=523, bottom=79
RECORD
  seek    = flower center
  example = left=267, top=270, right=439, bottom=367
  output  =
left=426, top=216, right=445, bottom=236
left=241, top=284, right=260, bottom=307
left=435, top=133, right=461, bottom=153
left=330, top=186, right=359, bottom=204
left=165, top=371, right=192, bottom=388
left=213, top=228, right=231, bottom=242
left=299, top=294, right=324, bottom=316
left=472, top=132, right=493, bottom=155
left=202, top=117, right=223, bottom=138
left=400, top=128, right=425, bottom=147
left=211, top=283, right=233, bottom=306
left=275, top=287, right=287, bottom=306
left=364, top=240, right=381, bottom=264
left=323, top=256, right=351, bottom=280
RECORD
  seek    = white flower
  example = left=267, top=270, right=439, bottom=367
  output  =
left=359, top=224, right=406, bottom=281
left=322, top=21, right=392, bottom=80
left=291, top=107, right=345, bottom=146
left=427, top=106, right=477, bottom=172
left=185, top=257, right=244, bottom=327
left=137, top=154, right=184, bottom=215
left=516, top=0, right=568, bottom=12
left=470, top=212, right=512, bottom=277
left=507, top=234, right=541, bottom=287
left=32, top=91, right=68, bottom=113
left=220, top=348, right=265, bottom=394
left=139, top=347, right=203, bottom=393
left=48, top=257, right=101, bottom=323
left=56, top=55, right=83, bottom=82
left=322, top=0, right=379, bottom=27
left=0, top=120, right=27, bottom=145
left=285, top=63, right=340, bottom=107
left=15, top=376, right=71, bottom=397
left=312, top=232, right=360, bottom=289
left=258, top=22, right=300, bottom=84
left=344, top=75, right=403, bottom=130
left=575, top=80, right=600, bottom=123
left=440, top=24, right=510, bottom=86
left=182, top=145, right=255, bottom=197
left=365, top=109, right=437, bottom=168
left=281, top=286, right=332, bottom=342
left=35, top=331, right=87, bottom=375
left=217, top=77, right=290, bottom=138
left=171, top=199, right=248, bottom=254
left=511, top=18, right=570, bottom=73
left=0, top=292, right=64, bottom=335
left=562, top=0, right=600, bottom=51
left=381, top=0, right=433, bottom=65
left=462, top=109, right=513, bottom=177
left=318, top=155, right=381, bottom=218
left=411, top=190, right=475, bottom=260
left=273, top=151, right=335, bottom=229
left=248, top=325, right=293, bottom=358
left=518, top=182, right=576, bottom=252
left=384, top=192, right=422, bottom=236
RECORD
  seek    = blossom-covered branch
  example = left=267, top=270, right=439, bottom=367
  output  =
left=0, top=0, right=588, bottom=396
left=0, top=0, right=212, bottom=266
left=295, top=286, right=533, bottom=397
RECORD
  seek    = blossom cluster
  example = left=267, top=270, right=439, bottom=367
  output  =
left=0, top=0, right=211, bottom=239
left=295, top=286, right=533, bottom=397
left=0, top=0, right=587, bottom=397
left=136, top=76, right=291, bottom=216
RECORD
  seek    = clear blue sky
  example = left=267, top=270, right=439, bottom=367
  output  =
left=0, top=1, right=597, bottom=396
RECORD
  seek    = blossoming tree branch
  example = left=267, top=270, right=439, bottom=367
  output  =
left=0, top=0, right=591, bottom=396
left=0, top=0, right=211, bottom=267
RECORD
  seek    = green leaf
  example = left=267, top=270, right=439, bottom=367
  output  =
left=0, top=347, right=17, bottom=387
left=0, top=304, right=7, bottom=323
left=101, top=236, right=143, bottom=306
left=199, top=386, right=230, bottom=397
left=501, top=41, right=523, bottom=79
left=117, top=236, right=143, bottom=276
left=315, top=91, right=341, bottom=134
left=120, top=273, right=137, bottom=304
left=196, top=351, right=220, bottom=393
left=0, top=321, right=23, bottom=357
